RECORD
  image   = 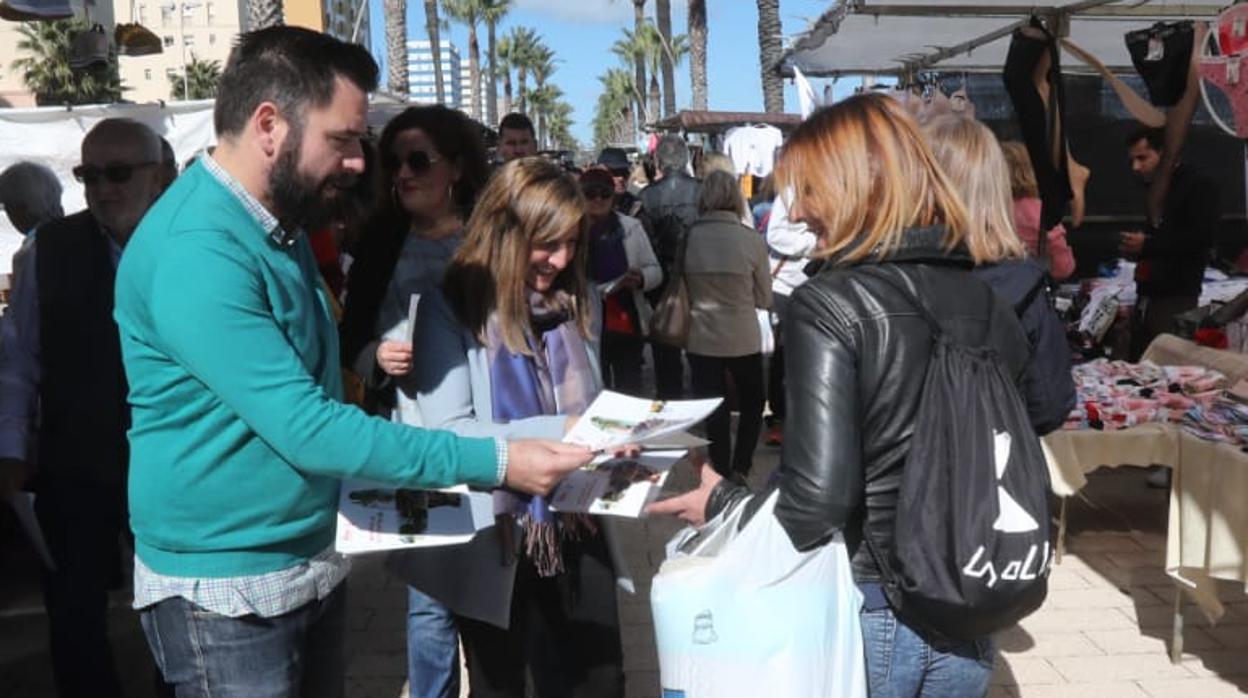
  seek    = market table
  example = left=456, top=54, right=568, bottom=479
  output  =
left=1040, top=334, right=1248, bottom=661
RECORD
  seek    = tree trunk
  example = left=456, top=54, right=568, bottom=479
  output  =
left=501, top=68, right=512, bottom=116
left=632, top=0, right=647, bottom=123
left=656, top=0, right=675, bottom=117
left=247, top=0, right=284, bottom=30
left=384, top=0, right=407, bottom=96
left=486, top=21, right=498, bottom=125
left=689, top=0, right=707, bottom=111
left=516, top=69, right=526, bottom=114
left=757, top=0, right=783, bottom=113
left=467, top=23, right=480, bottom=118
left=647, top=73, right=660, bottom=127
left=425, top=0, right=444, bottom=105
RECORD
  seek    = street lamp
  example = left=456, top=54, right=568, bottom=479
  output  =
left=162, top=1, right=201, bottom=99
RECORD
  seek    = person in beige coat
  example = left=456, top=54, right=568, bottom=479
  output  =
left=684, top=170, right=772, bottom=479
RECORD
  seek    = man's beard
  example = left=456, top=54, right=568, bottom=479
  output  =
left=269, top=137, right=353, bottom=232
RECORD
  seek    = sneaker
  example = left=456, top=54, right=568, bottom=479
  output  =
left=765, top=424, right=783, bottom=446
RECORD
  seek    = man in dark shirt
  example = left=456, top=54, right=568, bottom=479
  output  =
left=1120, top=127, right=1220, bottom=358
left=638, top=135, right=700, bottom=398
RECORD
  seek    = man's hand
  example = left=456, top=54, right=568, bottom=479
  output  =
left=618, top=269, right=644, bottom=291
left=0, top=458, right=29, bottom=499
left=1119, top=231, right=1146, bottom=257
left=646, top=456, right=722, bottom=526
left=376, top=340, right=413, bottom=376
left=503, top=440, right=594, bottom=496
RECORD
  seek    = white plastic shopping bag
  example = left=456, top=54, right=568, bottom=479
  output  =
left=650, top=491, right=867, bottom=698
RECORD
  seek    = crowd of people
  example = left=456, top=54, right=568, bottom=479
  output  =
left=0, top=21, right=1225, bottom=698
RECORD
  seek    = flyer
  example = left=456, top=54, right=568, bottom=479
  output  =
left=549, top=449, right=687, bottom=518
left=334, top=481, right=493, bottom=555
left=562, top=391, right=722, bottom=452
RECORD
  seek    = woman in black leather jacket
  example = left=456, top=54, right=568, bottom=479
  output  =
left=651, top=94, right=1059, bottom=698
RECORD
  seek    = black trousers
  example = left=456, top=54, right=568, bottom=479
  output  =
left=457, top=534, right=624, bottom=698
left=35, top=483, right=126, bottom=698
left=602, top=332, right=645, bottom=395
left=651, top=342, right=686, bottom=399
left=766, top=294, right=791, bottom=423
left=688, top=352, right=766, bottom=478
left=1131, top=293, right=1200, bottom=360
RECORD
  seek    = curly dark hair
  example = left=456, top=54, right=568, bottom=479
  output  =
left=375, top=104, right=489, bottom=222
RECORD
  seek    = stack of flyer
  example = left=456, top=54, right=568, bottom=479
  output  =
left=335, top=391, right=720, bottom=554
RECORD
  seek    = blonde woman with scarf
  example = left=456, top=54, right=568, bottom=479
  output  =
left=405, top=157, right=628, bottom=697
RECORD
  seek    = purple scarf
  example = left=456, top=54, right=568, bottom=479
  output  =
left=487, top=293, right=599, bottom=576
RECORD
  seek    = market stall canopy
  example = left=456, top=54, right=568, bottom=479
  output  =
left=652, top=110, right=803, bottom=134
left=783, top=0, right=1225, bottom=77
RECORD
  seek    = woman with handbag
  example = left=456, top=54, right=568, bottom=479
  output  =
left=683, top=170, right=772, bottom=480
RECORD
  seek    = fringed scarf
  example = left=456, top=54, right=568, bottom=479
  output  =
left=487, top=292, right=600, bottom=576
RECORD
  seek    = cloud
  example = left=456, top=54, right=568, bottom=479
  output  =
left=512, top=0, right=687, bottom=26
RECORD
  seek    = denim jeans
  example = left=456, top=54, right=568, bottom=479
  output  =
left=859, top=606, right=995, bottom=698
left=139, top=583, right=347, bottom=698
left=406, top=586, right=460, bottom=698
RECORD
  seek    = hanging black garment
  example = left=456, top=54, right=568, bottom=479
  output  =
left=1125, top=21, right=1195, bottom=107
left=1002, top=18, right=1072, bottom=232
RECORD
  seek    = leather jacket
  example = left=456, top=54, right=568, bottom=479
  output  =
left=638, top=170, right=700, bottom=279
left=706, top=228, right=1036, bottom=581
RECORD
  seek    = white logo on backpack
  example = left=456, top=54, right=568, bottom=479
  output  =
left=961, top=431, right=1050, bottom=588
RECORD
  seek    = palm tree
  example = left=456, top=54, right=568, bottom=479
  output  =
left=545, top=101, right=576, bottom=151
left=631, top=1, right=647, bottom=124
left=525, top=83, right=561, bottom=148
left=611, top=28, right=652, bottom=124
left=444, top=0, right=482, bottom=118
left=169, top=57, right=222, bottom=100
left=757, top=0, right=784, bottom=113
left=496, top=33, right=514, bottom=116
left=480, top=0, right=510, bottom=126
left=12, top=19, right=124, bottom=106
left=384, top=0, right=408, bottom=96
left=655, top=0, right=675, bottom=117
left=247, top=0, right=284, bottom=30
left=507, top=26, right=538, bottom=115
left=425, top=0, right=445, bottom=105
left=689, top=0, right=707, bottom=110
left=593, top=68, right=637, bottom=149
left=527, top=44, right=555, bottom=119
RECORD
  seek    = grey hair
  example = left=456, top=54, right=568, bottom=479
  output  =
left=0, top=161, right=64, bottom=227
left=655, top=135, right=690, bottom=172
left=697, top=170, right=745, bottom=219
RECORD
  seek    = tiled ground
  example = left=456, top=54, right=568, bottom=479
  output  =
left=3, top=456, right=1247, bottom=697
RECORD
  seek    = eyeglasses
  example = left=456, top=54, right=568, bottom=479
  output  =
left=384, top=150, right=441, bottom=175
left=72, top=161, right=156, bottom=186
left=583, top=187, right=614, bottom=201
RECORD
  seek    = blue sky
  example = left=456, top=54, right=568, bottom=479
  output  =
left=366, top=0, right=840, bottom=145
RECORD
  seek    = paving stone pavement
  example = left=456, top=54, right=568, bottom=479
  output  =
left=3, top=451, right=1248, bottom=696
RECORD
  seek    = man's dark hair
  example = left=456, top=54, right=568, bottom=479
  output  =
left=1125, top=126, right=1165, bottom=153
left=498, top=112, right=535, bottom=137
left=214, top=26, right=378, bottom=138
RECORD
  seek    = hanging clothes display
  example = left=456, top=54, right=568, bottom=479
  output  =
left=1126, top=21, right=1196, bottom=107
left=1003, top=18, right=1072, bottom=233
left=724, top=124, right=784, bottom=178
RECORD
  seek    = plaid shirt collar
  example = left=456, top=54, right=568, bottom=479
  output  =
left=201, top=154, right=302, bottom=249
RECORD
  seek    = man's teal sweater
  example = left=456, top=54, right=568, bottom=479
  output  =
left=115, top=159, right=500, bottom=578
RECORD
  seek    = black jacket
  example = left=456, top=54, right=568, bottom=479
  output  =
left=1137, top=166, right=1220, bottom=299
left=638, top=170, right=699, bottom=279
left=706, top=229, right=1061, bottom=581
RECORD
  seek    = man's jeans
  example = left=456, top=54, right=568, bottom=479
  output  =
left=406, top=586, right=460, bottom=698
left=139, top=584, right=347, bottom=698
left=860, top=606, right=995, bottom=698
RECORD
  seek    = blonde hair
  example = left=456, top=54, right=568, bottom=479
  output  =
left=443, top=158, right=590, bottom=354
left=922, top=115, right=1026, bottom=263
left=698, top=170, right=747, bottom=219
left=1000, top=140, right=1039, bottom=199
left=699, top=152, right=734, bottom=178
left=774, top=94, right=972, bottom=263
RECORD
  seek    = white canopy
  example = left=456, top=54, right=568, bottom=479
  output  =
left=784, top=0, right=1225, bottom=77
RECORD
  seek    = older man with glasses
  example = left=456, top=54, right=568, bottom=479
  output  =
left=0, top=117, right=166, bottom=698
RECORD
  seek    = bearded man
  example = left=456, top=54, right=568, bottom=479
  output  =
left=113, top=27, right=592, bottom=698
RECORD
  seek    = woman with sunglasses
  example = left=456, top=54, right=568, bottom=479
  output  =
left=410, top=158, right=627, bottom=697
left=579, top=167, right=661, bottom=395
left=339, top=104, right=488, bottom=698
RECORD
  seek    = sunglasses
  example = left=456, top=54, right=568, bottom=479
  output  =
left=384, top=150, right=442, bottom=174
left=72, top=161, right=156, bottom=186
left=583, top=187, right=614, bottom=201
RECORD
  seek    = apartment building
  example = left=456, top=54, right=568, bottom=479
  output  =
left=406, top=38, right=462, bottom=109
